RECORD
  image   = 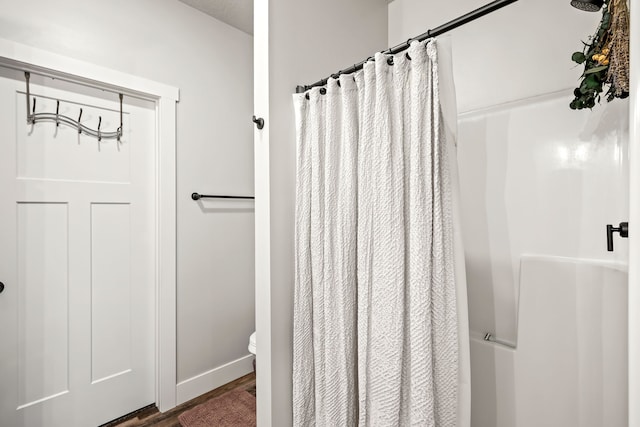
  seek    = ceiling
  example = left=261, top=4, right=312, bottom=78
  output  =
left=178, top=0, right=395, bottom=36
left=179, top=0, right=253, bottom=35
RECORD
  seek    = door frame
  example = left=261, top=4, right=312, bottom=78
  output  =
left=629, top=2, right=639, bottom=425
left=0, top=38, right=180, bottom=412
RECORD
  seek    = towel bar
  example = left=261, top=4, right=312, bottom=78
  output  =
left=191, top=192, right=255, bottom=200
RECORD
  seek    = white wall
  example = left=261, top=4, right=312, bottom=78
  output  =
left=389, top=0, right=603, bottom=112
left=254, top=1, right=388, bottom=425
left=0, top=0, right=255, bottom=405
left=390, top=0, right=630, bottom=425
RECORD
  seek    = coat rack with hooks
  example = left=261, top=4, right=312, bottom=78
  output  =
left=24, top=71, right=123, bottom=142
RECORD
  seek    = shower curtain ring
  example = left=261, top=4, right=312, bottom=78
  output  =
left=332, top=73, right=341, bottom=87
left=386, top=47, right=394, bottom=66
left=405, top=38, right=414, bottom=60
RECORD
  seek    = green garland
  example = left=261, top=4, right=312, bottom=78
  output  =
left=570, top=3, right=613, bottom=110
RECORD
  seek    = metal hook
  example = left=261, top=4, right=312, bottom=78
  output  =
left=78, top=108, right=83, bottom=134
left=25, top=72, right=33, bottom=124
left=252, top=115, right=264, bottom=130
left=32, top=97, right=36, bottom=123
left=97, top=116, right=102, bottom=141
left=118, top=94, right=123, bottom=142
left=55, top=100, right=60, bottom=127
left=331, top=73, right=341, bottom=88
left=386, top=46, right=395, bottom=66
left=405, top=37, right=414, bottom=60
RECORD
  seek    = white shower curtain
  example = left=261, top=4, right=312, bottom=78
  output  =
left=293, top=38, right=470, bottom=427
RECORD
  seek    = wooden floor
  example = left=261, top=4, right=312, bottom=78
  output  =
left=100, top=373, right=256, bottom=427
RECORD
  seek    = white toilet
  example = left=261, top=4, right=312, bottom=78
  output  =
left=248, top=331, right=256, bottom=355
left=248, top=331, right=256, bottom=372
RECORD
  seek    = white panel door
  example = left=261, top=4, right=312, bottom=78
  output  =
left=0, top=67, right=156, bottom=427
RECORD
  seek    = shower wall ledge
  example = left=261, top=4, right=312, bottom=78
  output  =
left=470, top=255, right=628, bottom=427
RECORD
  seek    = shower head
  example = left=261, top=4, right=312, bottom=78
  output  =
left=570, top=0, right=604, bottom=12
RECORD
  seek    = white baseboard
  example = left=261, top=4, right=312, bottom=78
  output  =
left=176, top=354, right=254, bottom=405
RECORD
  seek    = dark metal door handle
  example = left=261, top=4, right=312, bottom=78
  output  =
left=607, top=222, right=628, bottom=252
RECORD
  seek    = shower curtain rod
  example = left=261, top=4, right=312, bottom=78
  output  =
left=295, top=0, right=519, bottom=93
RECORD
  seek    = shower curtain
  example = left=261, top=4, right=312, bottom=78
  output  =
left=293, top=38, right=470, bottom=427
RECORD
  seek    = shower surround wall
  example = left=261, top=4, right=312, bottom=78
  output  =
left=0, top=0, right=254, bottom=407
left=389, top=0, right=629, bottom=426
